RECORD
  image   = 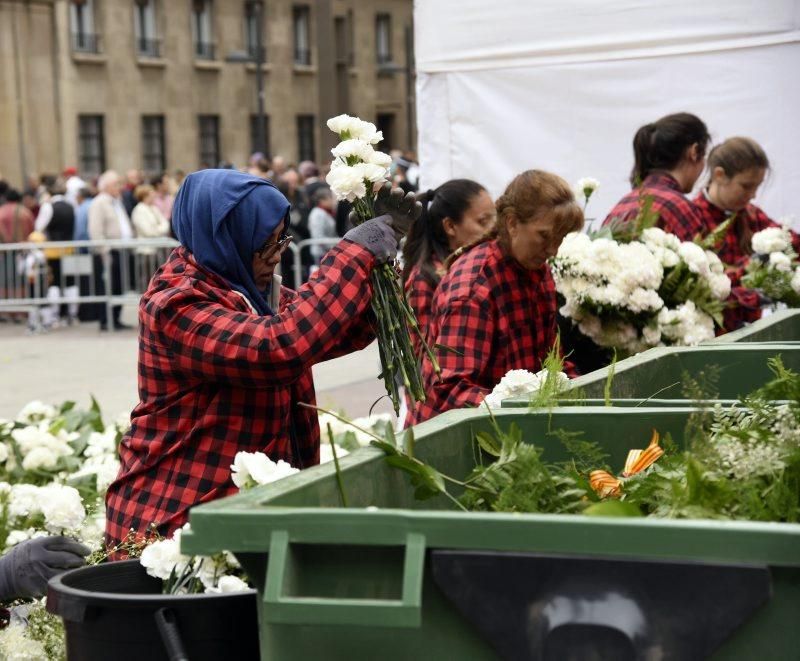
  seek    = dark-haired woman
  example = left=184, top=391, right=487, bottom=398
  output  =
left=407, top=170, right=583, bottom=426
left=604, top=112, right=709, bottom=240
left=695, top=136, right=800, bottom=328
left=402, top=179, right=495, bottom=358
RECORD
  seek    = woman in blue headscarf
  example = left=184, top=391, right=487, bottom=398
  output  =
left=105, top=169, right=418, bottom=548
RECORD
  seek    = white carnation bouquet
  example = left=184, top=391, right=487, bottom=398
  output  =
left=326, top=114, right=438, bottom=413
left=742, top=226, right=800, bottom=307
left=552, top=193, right=731, bottom=353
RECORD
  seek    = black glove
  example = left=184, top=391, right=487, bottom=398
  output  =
left=348, top=183, right=423, bottom=239
left=0, top=536, right=90, bottom=601
left=343, top=215, right=398, bottom=264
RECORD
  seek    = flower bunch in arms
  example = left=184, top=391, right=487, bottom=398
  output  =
left=326, top=114, right=438, bottom=413
left=552, top=191, right=732, bottom=353
left=742, top=226, right=800, bottom=307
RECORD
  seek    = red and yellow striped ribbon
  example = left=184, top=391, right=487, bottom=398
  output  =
left=589, top=430, right=663, bottom=498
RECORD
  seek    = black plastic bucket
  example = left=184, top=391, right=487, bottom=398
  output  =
left=46, top=560, right=259, bottom=661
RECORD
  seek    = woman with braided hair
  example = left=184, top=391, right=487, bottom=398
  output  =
left=407, top=170, right=583, bottom=426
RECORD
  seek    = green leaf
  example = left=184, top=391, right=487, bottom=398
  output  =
left=404, top=427, right=416, bottom=458
left=584, top=500, right=643, bottom=517
left=434, top=344, right=464, bottom=356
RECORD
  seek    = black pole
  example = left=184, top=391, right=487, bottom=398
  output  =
left=254, top=2, right=266, bottom=155
left=404, top=24, right=414, bottom=151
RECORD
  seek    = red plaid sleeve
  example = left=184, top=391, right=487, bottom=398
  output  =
left=404, top=264, right=438, bottom=359
left=155, top=240, right=375, bottom=386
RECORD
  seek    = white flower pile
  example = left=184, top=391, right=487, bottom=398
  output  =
left=317, top=412, right=392, bottom=451
left=326, top=114, right=391, bottom=203
left=553, top=226, right=731, bottom=352
left=230, top=451, right=299, bottom=490
left=4, top=482, right=86, bottom=542
left=483, top=369, right=570, bottom=408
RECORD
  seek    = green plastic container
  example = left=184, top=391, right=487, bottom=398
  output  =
left=182, top=407, right=800, bottom=660
left=502, top=343, right=800, bottom=407
left=709, top=309, right=800, bottom=343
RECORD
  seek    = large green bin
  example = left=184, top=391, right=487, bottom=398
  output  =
left=502, top=343, right=800, bottom=407
left=182, top=407, right=800, bottom=660
left=709, top=309, right=800, bottom=343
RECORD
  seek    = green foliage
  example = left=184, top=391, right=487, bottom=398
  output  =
left=591, top=191, right=660, bottom=243
left=697, top=215, right=734, bottom=250
left=742, top=257, right=800, bottom=307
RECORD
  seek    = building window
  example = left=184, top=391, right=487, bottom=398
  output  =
left=78, top=115, right=105, bottom=178
left=198, top=115, right=220, bottom=168
left=142, top=115, right=166, bottom=174
left=244, top=1, right=266, bottom=61
left=192, top=0, right=215, bottom=60
left=134, top=0, right=160, bottom=58
left=376, top=113, right=395, bottom=152
left=70, top=0, right=100, bottom=53
left=296, top=115, right=315, bottom=162
left=376, top=13, right=392, bottom=65
left=292, top=5, right=311, bottom=65
left=250, top=114, right=270, bottom=157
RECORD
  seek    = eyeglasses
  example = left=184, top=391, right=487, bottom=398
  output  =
left=255, top=233, right=292, bottom=260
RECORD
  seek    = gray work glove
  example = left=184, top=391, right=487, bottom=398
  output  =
left=0, top=536, right=90, bottom=601
left=348, top=183, right=423, bottom=239
left=343, top=215, right=398, bottom=264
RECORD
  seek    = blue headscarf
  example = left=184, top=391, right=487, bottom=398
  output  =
left=172, top=169, right=290, bottom=315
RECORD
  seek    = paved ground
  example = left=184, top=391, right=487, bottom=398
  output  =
left=0, top=306, right=397, bottom=423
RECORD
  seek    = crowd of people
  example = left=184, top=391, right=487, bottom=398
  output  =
left=0, top=149, right=422, bottom=332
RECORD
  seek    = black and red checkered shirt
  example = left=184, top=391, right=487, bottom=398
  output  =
left=694, top=192, right=800, bottom=331
left=406, top=240, right=558, bottom=426
left=603, top=173, right=706, bottom=241
left=105, top=241, right=375, bottom=548
left=404, top=258, right=443, bottom=360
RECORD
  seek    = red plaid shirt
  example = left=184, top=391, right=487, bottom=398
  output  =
left=404, top=258, right=443, bottom=359
left=603, top=173, right=706, bottom=241
left=694, top=192, right=800, bottom=331
left=407, top=240, right=558, bottom=426
left=105, top=241, right=375, bottom=548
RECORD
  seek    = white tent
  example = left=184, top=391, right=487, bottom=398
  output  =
left=414, top=0, right=800, bottom=225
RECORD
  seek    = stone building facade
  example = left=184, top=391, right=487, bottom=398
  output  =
left=0, top=0, right=415, bottom=186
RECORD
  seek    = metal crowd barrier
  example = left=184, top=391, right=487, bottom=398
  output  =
left=0, top=238, right=179, bottom=330
left=0, top=237, right=375, bottom=330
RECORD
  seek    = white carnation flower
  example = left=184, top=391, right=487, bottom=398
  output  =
left=330, top=139, right=375, bottom=163
left=327, top=114, right=383, bottom=144
left=84, top=428, right=118, bottom=458
left=8, top=484, right=42, bottom=520
left=752, top=227, right=791, bottom=255
left=791, top=267, right=800, bottom=294
left=16, top=401, right=56, bottom=424
left=574, top=177, right=599, bottom=200
left=354, top=162, right=388, bottom=184
left=768, top=251, right=792, bottom=273
left=708, top=273, right=732, bottom=300
left=205, top=575, right=250, bottom=594
left=704, top=250, right=725, bottom=275
left=677, top=242, right=710, bottom=275
left=642, top=324, right=662, bottom=346
left=367, top=150, right=393, bottom=168
left=230, top=451, right=299, bottom=489
left=658, top=302, right=715, bottom=346
left=326, top=164, right=367, bottom=202
left=4, top=528, right=34, bottom=548
left=39, top=483, right=86, bottom=533
left=627, top=288, right=664, bottom=314
left=140, top=538, right=190, bottom=581
left=21, top=446, right=58, bottom=471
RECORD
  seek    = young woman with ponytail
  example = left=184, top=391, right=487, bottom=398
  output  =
left=406, top=170, right=583, bottom=426
left=402, top=179, right=495, bottom=357
left=694, top=137, right=800, bottom=328
left=604, top=112, right=710, bottom=240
